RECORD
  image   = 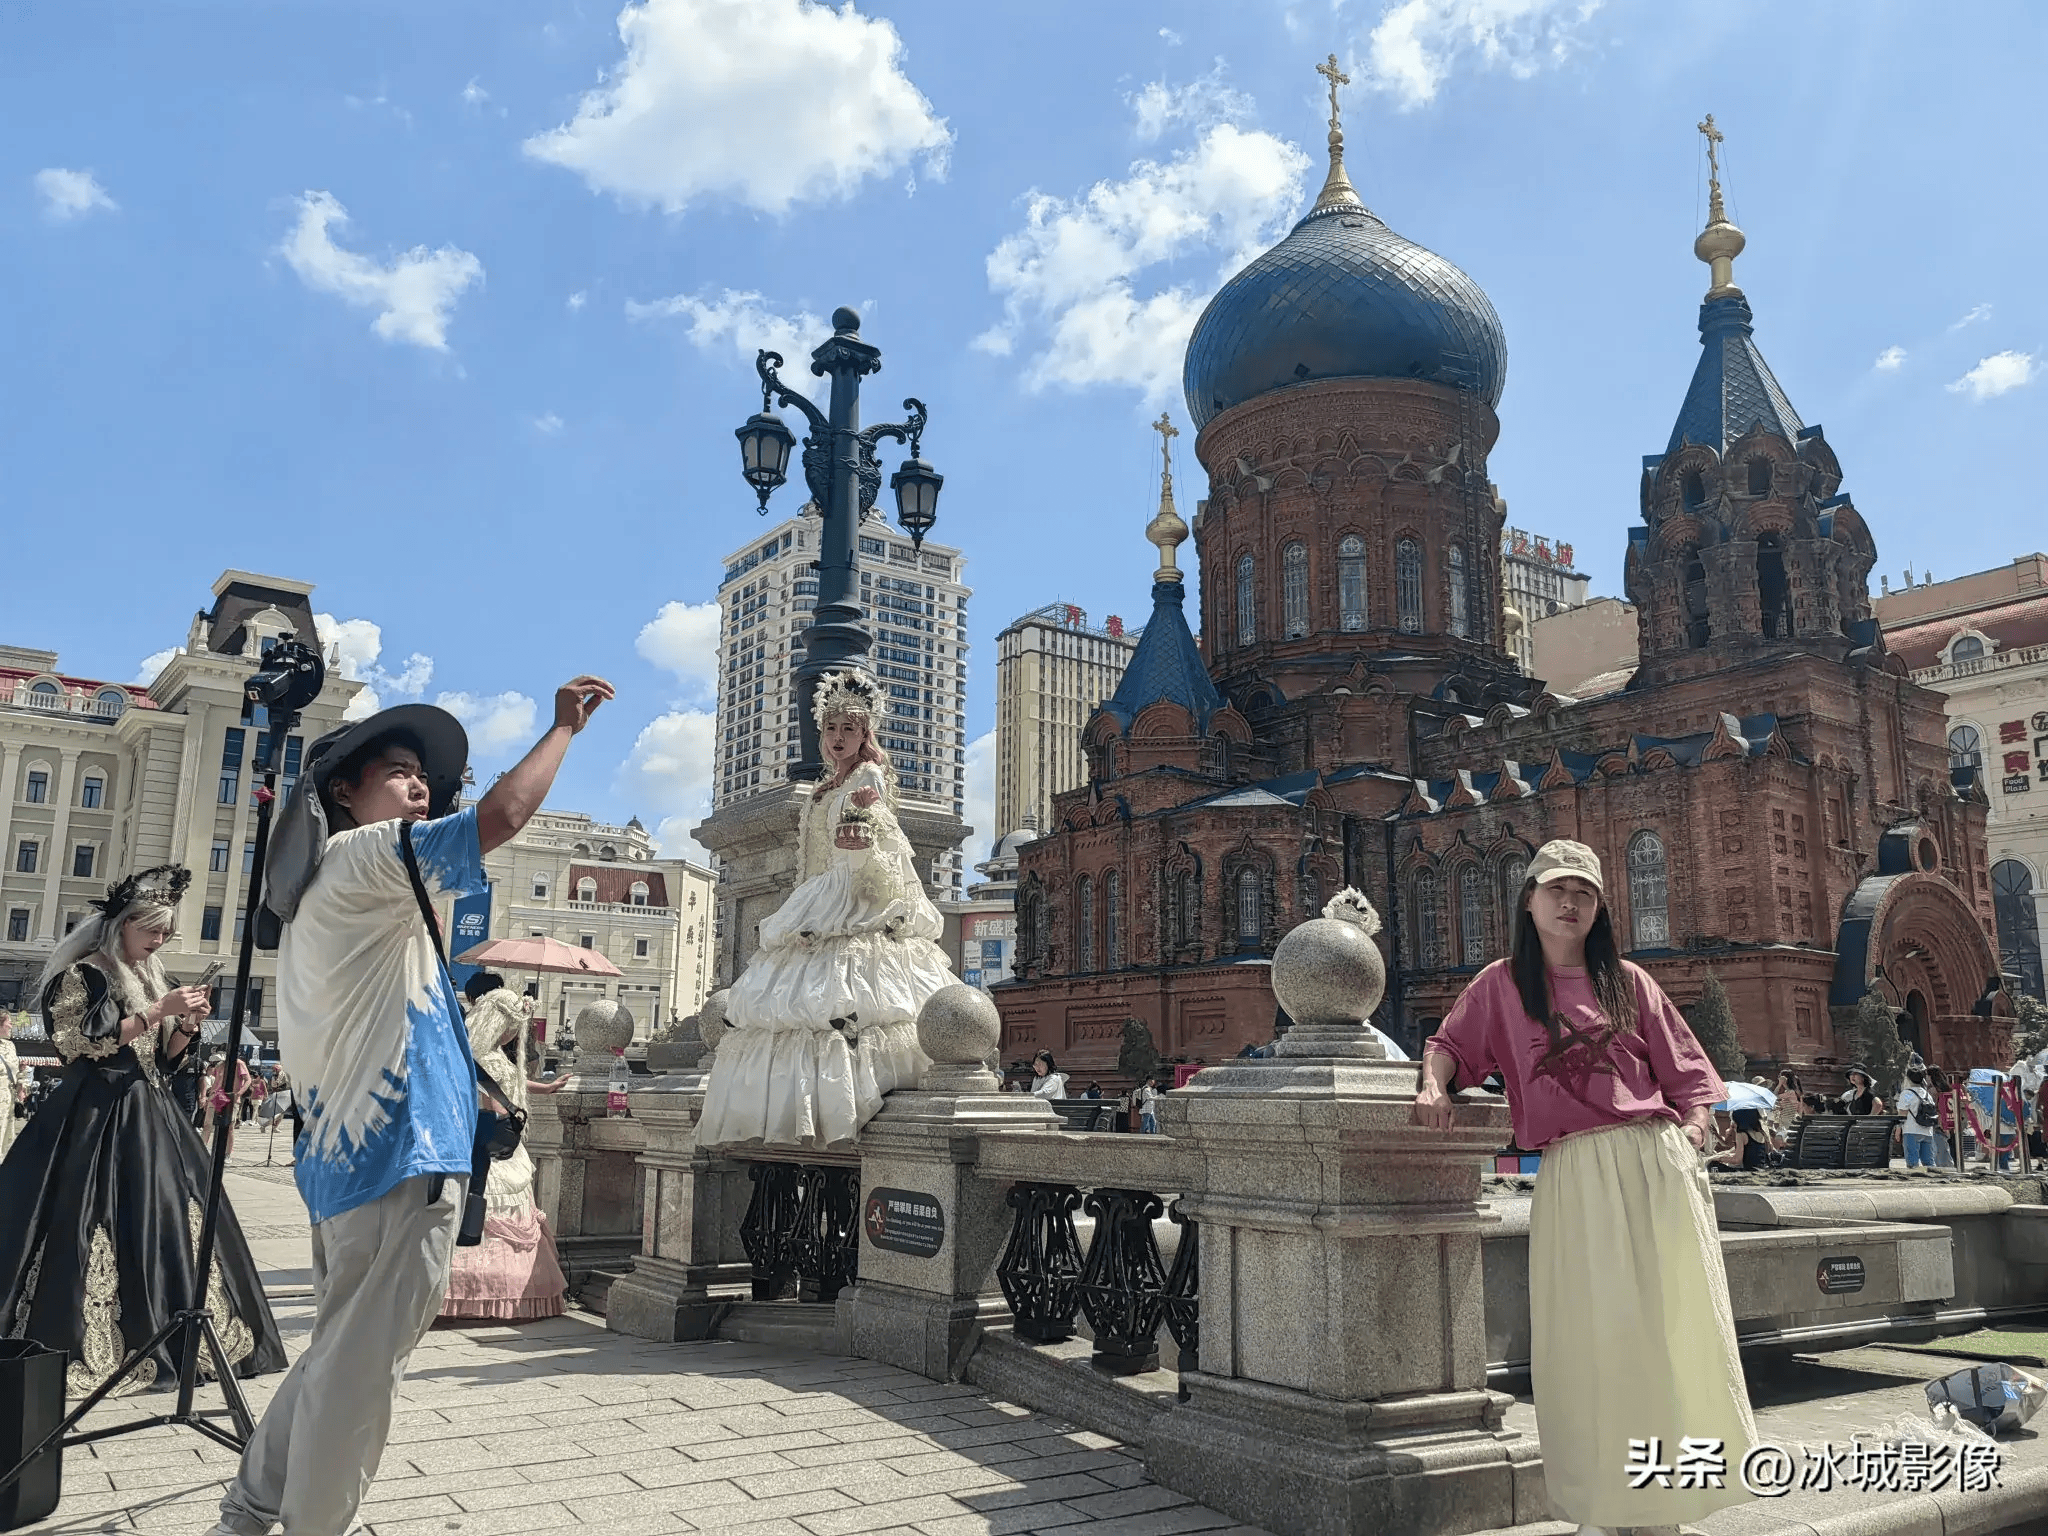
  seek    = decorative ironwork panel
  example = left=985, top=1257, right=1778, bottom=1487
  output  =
left=1076, top=1188, right=1168, bottom=1375
left=996, top=1183, right=1084, bottom=1343
left=789, top=1166, right=862, bottom=1303
left=740, top=1161, right=803, bottom=1301
left=1160, top=1201, right=1200, bottom=1398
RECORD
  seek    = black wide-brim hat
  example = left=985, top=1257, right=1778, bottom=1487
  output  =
left=303, top=703, right=468, bottom=818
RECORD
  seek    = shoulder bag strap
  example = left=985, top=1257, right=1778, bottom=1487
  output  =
left=398, top=819, right=519, bottom=1118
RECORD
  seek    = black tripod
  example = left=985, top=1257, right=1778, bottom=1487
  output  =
left=0, top=640, right=325, bottom=1496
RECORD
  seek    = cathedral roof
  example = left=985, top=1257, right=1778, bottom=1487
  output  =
left=1098, top=579, right=1226, bottom=735
left=1180, top=62, right=1504, bottom=431
left=1663, top=293, right=1803, bottom=458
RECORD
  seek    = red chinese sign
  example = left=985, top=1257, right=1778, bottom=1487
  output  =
left=1106, top=616, right=1123, bottom=637
left=2002, top=721, right=2028, bottom=744
left=1556, top=542, right=1574, bottom=568
left=2008, top=752, right=2033, bottom=775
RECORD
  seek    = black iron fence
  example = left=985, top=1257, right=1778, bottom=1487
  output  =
left=738, top=1161, right=861, bottom=1302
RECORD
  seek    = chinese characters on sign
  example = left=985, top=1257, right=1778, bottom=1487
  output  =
left=863, top=1187, right=947, bottom=1258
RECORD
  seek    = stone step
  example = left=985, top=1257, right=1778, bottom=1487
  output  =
left=962, top=1326, right=1180, bottom=1451
left=578, top=1266, right=631, bottom=1316
left=712, top=1300, right=845, bottom=1353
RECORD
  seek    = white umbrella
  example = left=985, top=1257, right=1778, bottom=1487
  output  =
left=1713, top=1081, right=1776, bottom=1113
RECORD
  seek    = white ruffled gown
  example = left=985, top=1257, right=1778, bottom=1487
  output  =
left=697, top=762, right=950, bottom=1150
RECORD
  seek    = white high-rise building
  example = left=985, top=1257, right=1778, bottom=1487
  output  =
left=994, top=604, right=1140, bottom=844
left=712, top=511, right=971, bottom=898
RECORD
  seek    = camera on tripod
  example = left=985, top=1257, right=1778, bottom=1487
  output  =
left=244, top=639, right=326, bottom=717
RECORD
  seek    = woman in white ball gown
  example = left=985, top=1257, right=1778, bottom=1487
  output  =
left=697, top=670, right=950, bottom=1151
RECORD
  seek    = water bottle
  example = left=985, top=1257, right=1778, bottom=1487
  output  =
left=606, top=1051, right=630, bottom=1118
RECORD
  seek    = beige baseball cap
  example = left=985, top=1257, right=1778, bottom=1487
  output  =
left=1528, top=839, right=1603, bottom=892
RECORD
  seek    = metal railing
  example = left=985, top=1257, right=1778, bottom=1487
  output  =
left=4, top=684, right=125, bottom=720
left=1912, top=643, right=2048, bottom=685
left=737, top=1159, right=861, bottom=1303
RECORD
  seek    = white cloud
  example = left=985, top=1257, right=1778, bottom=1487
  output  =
left=279, top=191, right=484, bottom=351
left=1949, top=303, right=1992, bottom=331
left=461, top=78, right=490, bottom=107
left=1130, top=64, right=1255, bottom=142
left=1948, top=351, right=2035, bottom=402
left=1362, top=0, right=1603, bottom=110
left=35, top=168, right=117, bottom=220
left=627, top=288, right=829, bottom=399
left=1874, top=345, right=1906, bottom=373
left=620, top=708, right=717, bottom=862
left=437, top=690, right=538, bottom=755
left=1160, top=27, right=1184, bottom=45
left=979, top=115, right=1310, bottom=401
left=567, top=290, right=587, bottom=311
left=959, top=730, right=996, bottom=874
left=523, top=0, right=952, bottom=216
left=134, top=648, right=180, bottom=686
left=533, top=412, right=565, bottom=434
left=635, top=600, right=722, bottom=704
left=312, top=612, right=435, bottom=720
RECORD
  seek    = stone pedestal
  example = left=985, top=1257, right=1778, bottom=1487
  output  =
left=604, top=1073, right=756, bottom=1341
left=1144, top=902, right=1540, bottom=1536
left=695, top=784, right=967, bottom=988
left=837, top=986, right=1057, bottom=1380
left=529, top=1000, right=647, bottom=1294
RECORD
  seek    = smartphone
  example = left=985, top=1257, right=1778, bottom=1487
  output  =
left=191, top=960, right=226, bottom=987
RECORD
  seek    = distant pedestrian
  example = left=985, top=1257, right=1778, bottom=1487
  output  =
left=1135, top=1077, right=1160, bottom=1134
left=1081, top=1081, right=1101, bottom=1101
left=1839, top=1067, right=1879, bottom=1117
left=1029, top=1051, right=1067, bottom=1099
left=1896, top=1067, right=1938, bottom=1170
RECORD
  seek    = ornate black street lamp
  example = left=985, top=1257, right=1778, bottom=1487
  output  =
left=733, top=305, right=943, bottom=782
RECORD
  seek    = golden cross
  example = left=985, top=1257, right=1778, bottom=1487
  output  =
left=1317, top=53, right=1350, bottom=132
left=1697, top=113, right=1724, bottom=188
left=1152, top=411, right=1178, bottom=475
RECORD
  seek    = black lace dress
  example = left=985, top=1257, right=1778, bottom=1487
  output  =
left=0, top=962, right=286, bottom=1394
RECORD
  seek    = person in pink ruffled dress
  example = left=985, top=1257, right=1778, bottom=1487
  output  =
left=438, top=974, right=568, bottom=1322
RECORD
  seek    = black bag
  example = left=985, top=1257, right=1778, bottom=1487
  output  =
left=1909, top=1090, right=1940, bottom=1129
left=397, top=821, right=526, bottom=1249
left=0, top=1340, right=64, bottom=1530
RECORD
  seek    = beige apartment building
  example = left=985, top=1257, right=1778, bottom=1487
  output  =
left=1499, top=521, right=1591, bottom=674
left=478, top=809, right=715, bottom=1044
left=993, top=604, right=1139, bottom=843
left=0, top=571, right=364, bottom=1039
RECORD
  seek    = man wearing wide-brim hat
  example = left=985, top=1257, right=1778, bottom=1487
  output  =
left=211, top=676, right=612, bottom=1536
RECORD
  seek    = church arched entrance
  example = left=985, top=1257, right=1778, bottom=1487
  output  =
left=1902, top=990, right=1929, bottom=1058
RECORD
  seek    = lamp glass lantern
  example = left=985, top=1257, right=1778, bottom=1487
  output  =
left=736, top=411, right=796, bottom=510
left=890, top=457, right=943, bottom=548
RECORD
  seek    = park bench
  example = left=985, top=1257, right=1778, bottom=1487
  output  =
left=1783, top=1113, right=1904, bottom=1169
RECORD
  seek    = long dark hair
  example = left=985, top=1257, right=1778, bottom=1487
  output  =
left=1508, top=877, right=1638, bottom=1049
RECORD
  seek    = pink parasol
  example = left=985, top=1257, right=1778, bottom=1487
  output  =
left=455, top=935, right=622, bottom=978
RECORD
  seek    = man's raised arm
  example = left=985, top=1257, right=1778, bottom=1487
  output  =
left=476, top=676, right=614, bottom=855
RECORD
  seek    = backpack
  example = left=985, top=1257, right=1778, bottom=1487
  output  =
left=1909, top=1090, right=1939, bottom=1130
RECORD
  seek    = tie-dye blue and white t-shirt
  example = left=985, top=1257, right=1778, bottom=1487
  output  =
left=277, top=807, right=484, bottom=1224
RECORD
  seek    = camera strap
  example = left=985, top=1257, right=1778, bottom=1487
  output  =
left=397, top=820, right=521, bottom=1125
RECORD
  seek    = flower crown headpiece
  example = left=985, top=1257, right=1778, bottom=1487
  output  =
left=810, top=668, right=880, bottom=732
left=90, top=864, right=193, bottom=921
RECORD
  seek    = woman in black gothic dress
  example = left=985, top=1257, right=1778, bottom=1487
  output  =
left=0, top=866, right=285, bottom=1395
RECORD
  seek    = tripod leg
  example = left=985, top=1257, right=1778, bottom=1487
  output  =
left=199, top=1317, right=256, bottom=1442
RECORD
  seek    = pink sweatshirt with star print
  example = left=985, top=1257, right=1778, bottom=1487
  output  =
left=1422, top=959, right=1727, bottom=1151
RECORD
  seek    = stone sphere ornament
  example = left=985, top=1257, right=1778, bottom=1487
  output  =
left=1269, top=889, right=1390, bottom=1060
left=696, top=988, right=731, bottom=1054
left=574, top=998, right=635, bottom=1055
left=916, top=984, right=1002, bottom=1066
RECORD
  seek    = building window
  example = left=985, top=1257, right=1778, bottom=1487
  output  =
left=1952, top=635, right=1985, bottom=663
left=1501, top=855, right=1529, bottom=935
left=1338, top=534, right=1368, bottom=631
left=1448, top=543, right=1470, bottom=638
left=73, top=844, right=95, bottom=879
left=6, top=909, right=28, bottom=942
left=1105, top=871, right=1122, bottom=969
left=1177, top=870, right=1200, bottom=949
left=1235, top=554, right=1257, bottom=647
left=532, top=877, right=549, bottom=899
left=1458, top=864, right=1485, bottom=966
left=234, top=908, right=247, bottom=943
left=1948, top=725, right=1983, bottom=773
left=80, top=776, right=104, bottom=809
left=1628, top=832, right=1670, bottom=949
left=577, top=878, right=597, bottom=903
left=1396, top=538, right=1424, bottom=634
left=1076, top=876, right=1094, bottom=971
left=1409, top=868, right=1441, bottom=968
left=634, top=937, right=650, bottom=959
left=1682, top=547, right=1709, bottom=649
left=630, top=882, right=649, bottom=907
left=579, top=934, right=595, bottom=949
left=218, top=772, right=239, bottom=805
left=1682, top=469, right=1706, bottom=509
left=221, top=727, right=245, bottom=770
left=24, top=771, right=47, bottom=805
left=15, top=842, right=38, bottom=875
left=1282, top=543, right=1309, bottom=639
left=1757, top=532, right=1792, bottom=639
left=1747, top=458, right=1771, bottom=496
left=1993, top=861, right=2044, bottom=1000
left=210, top=841, right=230, bottom=873
left=201, top=906, right=222, bottom=942
left=1236, top=869, right=1262, bottom=950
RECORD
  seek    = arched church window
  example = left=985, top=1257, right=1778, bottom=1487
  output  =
left=1627, top=832, right=1670, bottom=949
left=1236, top=554, right=1257, bottom=648
left=1177, top=869, right=1200, bottom=949
left=1409, top=867, right=1442, bottom=968
left=1448, top=543, right=1470, bottom=638
left=1682, top=470, right=1706, bottom=509
left=1747, top=458, right=1772, bottom=496
left=1501, top=855, right=1528, bottom=935
left=1992, top=860, right=2044, bottom=1000
left=1104, top=870, right=1122, bottom=969
left=1077, top=876, right=1095, bottom=972
left=1396, top=539, right=1424, bottom=634
left=1757, top=533, right=1792, bottom=639
left=1952, top=635, right=1985, bottom=663
left=1947, top=724, right=1983, bottom=772
left=1458, top=864, right=1485, bottom=966
left=1682, top=546, right=1710, bottom=650
left=1338, top=535, right=1367, bottom=631
left=1282, top=543, right=1309, bottom=639
left=1236, top=869, right=1262, bottom=950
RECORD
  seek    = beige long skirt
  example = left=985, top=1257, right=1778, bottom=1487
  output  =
left=1530, top=1117, right=1758, bottom=1527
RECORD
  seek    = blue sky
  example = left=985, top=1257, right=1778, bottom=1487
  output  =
left=4, top=0, right=2043, bottom=869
